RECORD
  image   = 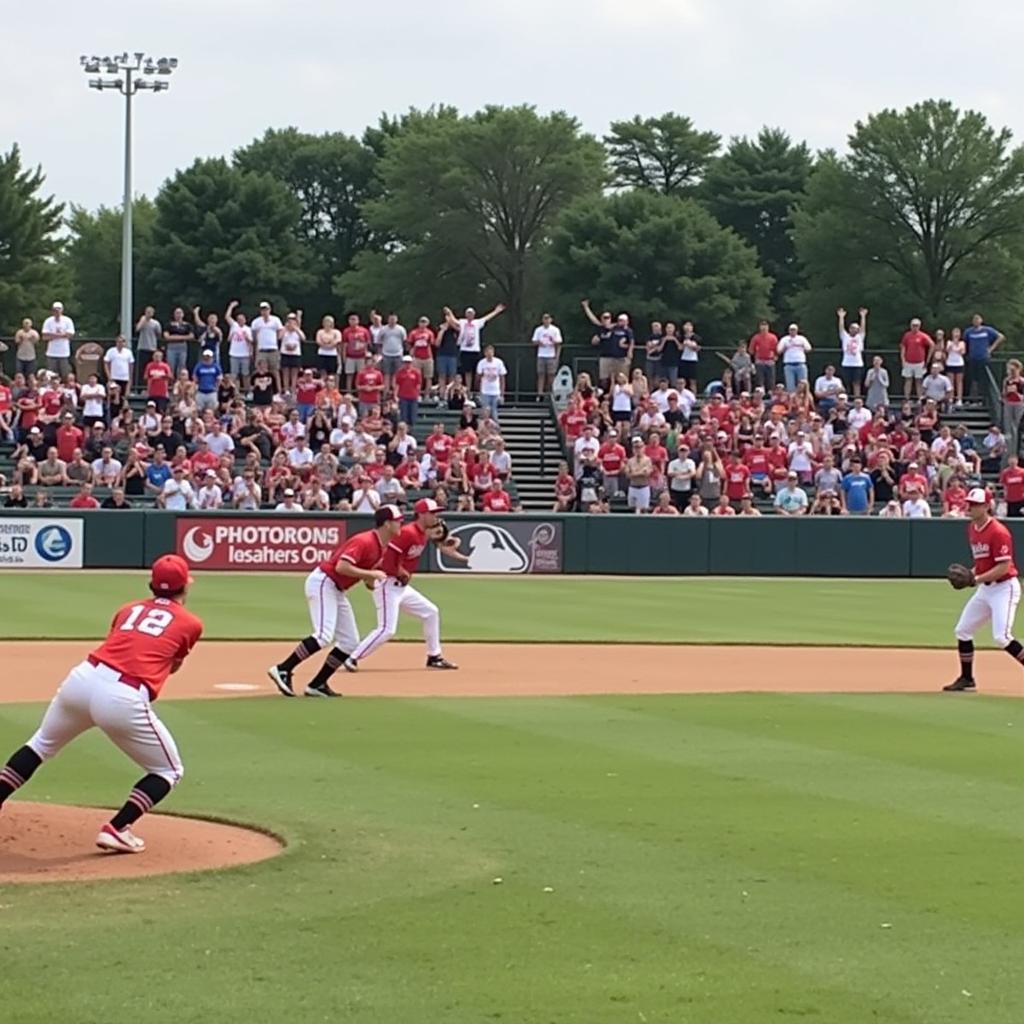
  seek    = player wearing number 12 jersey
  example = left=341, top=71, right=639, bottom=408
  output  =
left=0, top=555, right=202, bottom=854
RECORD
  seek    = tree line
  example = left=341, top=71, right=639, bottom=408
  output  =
left=4, top=99, right=1024, bottom=350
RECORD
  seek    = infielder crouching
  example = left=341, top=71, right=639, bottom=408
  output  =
left=268, top=505, right=403, bottom=697
left=945, top=487, right=1024, bottom=692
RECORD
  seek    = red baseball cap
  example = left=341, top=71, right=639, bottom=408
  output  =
left=151, top=554, right=193, bottom=593
left=378, top=504, right=403, bottom=522
left=414, top=498, right=442, bottom=515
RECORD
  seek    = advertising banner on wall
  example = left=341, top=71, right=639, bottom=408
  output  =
left=0, top=518, right=84, bottom=569
left=433, top=520, right=562, bottom=574
left=176, top=517, right=347, bottom=571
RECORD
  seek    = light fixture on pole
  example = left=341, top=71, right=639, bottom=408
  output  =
left=79, top=52, right=178, bottom=340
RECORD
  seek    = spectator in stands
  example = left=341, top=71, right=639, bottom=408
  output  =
left=144, top=448, right=170, bottom=496
left=709, top=493, right=734, bottom=516
left=340, top=313, right=371, bottom=392
left=103, top=335, right=134, bottom=396
left=840, top=456, right=874, bottom=515
left=964, top=312, right=1005, bottom=399
left=231, top=466, right=261, bottom=510
left=15, top=318, right=40, bottom=377
left=55, top=412, right=82, bottom=464
left=251, top=302, right=284, bottom=393
left=609, top=373, right=634, bottom=442
left=92, top=447, right=121, bottom=488
left=42, top=301, right=75, bottom=378
left=696, top=442, right=724, bottom=505
left=444, top=303, right=506, bottom=385
left=901, top=485, right=931, bottom=519
left=69, top=481, right=99, bottom=509
left=134, top=307, right=161, bottom=381
left=193, top=350, right=222, bottom=413
left=677, top=322, right=701, bottom=392
left=37, top=447, right=67, bottom=487
left=475, top=344, right=508, bottom=423
left=394, top=355, right=422, bottom=430
left=813, top=365, right=843, bottom=414
left=942, top=475, right=970, bottom=517
left=433, top=312, right=460, bottom=402
left=64, top=448, right=90, bottom=485
left=836, top=307, right=868, bottom=398
left=810, top=489, right=842, bottom=515
left=271, top=487, right=300, bottom=513
left=999, top=453, right=1024, bottom=517
left=480, top=478, right=513, bottom=512
left=276, top=310, right=303, bottom=396
left=625, top=437, right=653, bottom=514
left=942, top=326, right=966, bottom=406
left=596, top=429, right=625, bottom=499
left=899, top=317, right=934, bottom=400
left=651, top=490, right=680, bottom=515
left=192, top=306, right=223, bottom=357
left=981, top=425, right=1008, bottom=473
left=576, top=451, right=604, bottom=511
left=920, top=362, right=953, bottom=411
left=738, top=493, right=761, bottom=516
left=301, top=477, right=330, bottom=511
left=120, top=449, right=146, bottom=497
left=553, top=461, right=577, bottom=511
left=80, top=374, right=106, bottom=430
left=162, top=307, right=194, bottom=379
left=100, top=487, right=131, bottom=510
left=1002, top=359, right=1024, bottom=453
left=582, top=300, right=631, bottom=386
left=355, top=358, right=385, bottom=420
left=0, top=377, right=11, bottom=442
left=3, top=483, right=27, bottom=508
left=683, top=493, right=708, bottom=517
left=573, top=423, right=600, bottom=476
left=645, top=321, right=666, bottom=386
left=158, top=465, right=194, bottom=510
left=749, top=320, right=779, bottom=391
left=142, top=350, right=172, bottom=414
left=777, top=324, right=812, bottom=392
left=399, top=316, right=433, bottom=399
left=488, top=437, right=512, bottom=481
left=773, top=471, right=808, bottom=515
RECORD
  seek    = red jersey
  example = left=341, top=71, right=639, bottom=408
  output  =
left=560, top=408, right=587, bottom=442
left=395, top=366, right=422, bottom=400
left=725, top=463, right=751, bottom=500
left=192, top=449, right=220, bottom=474
left=295, top=380, right=320, bottom=406
left=90, top=597, right=203, bottom=700
left=900, top=329, right=932, bottom=364
left=944, top=486, right=969, bottom=514
left=381, top=521, right=429, bottom=579
left=742, top=448, right=770, bottom=477
left=481, top=490, right=512, bottom=512
left=1001, top=467, right=1024, bottom=504
left=426, top=432, right=453, bottom=467
left=41, top=390, right=62, bottom=416
left=145, top=361, right=172, bottom=399
left=749, top=332, right=779, bottom=361
left=70, top=494, right=100, bottom=509
left=453, top=428, right=477, bottom=451
left=969, top=516, right=1018, bottom=578
left=408, top=327, right=435, bottom=360
left=56, top=424, right=84, bottom=463
left=320, top=528, right=386, bottom=591
left=342, top=325, right=371, bottom=359
left=0, top=385, right=10, bottom=413
left=598, top=441, right=626, bottom=474
left=355, top=367, right=384, bottom=405
left=706, top=402, right=731, bottom=426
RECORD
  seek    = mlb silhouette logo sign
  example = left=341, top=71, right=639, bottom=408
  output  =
left=435, top=520, right=562, bottom=574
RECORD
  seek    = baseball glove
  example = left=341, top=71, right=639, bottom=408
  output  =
left=426, top=520, right=450, bottom=543
left=947, top=563, right=976, bottom=590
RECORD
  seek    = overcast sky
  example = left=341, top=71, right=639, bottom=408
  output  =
left=6, top=0, right=1024, bottom=212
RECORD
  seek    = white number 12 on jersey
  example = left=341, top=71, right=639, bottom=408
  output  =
left=120, top=604, right=174, bottom=637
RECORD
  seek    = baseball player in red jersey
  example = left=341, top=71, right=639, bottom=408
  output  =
left=344, top=498, right=464, bottom=672
left=268, top=505, right=403, bottom=697
left=0, top=555, right=202, bottom=854
left=945, top=487, right=1023, bottom=692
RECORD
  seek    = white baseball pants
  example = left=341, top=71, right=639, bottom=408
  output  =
left=305, top=568, right=360, bottom=651
left=349, top=579, right=441, bottom=662
left=955, top=576, right=1022, bottom=645
left=28, top=661, right=183, bottom=784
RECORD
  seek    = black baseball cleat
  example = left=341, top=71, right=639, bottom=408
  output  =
left=426, top=655, right=458, bottom=670
left=304, top=682, right=343, bottom=698
left=267, top=666, right=295, bottom=697
left=942, top=677, right=977, bottom=692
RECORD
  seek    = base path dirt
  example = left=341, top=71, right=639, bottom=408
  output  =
left=0, top=802, right=282, bottom=884
left=0, top=642, right=1021, bottom=700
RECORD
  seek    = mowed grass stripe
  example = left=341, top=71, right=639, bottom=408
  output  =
left=1, top=572, right=978, bottom=647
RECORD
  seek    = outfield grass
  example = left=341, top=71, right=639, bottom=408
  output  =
left=0, top=572, right=978, bottom=647
left=2, top=693, right=1023, bottom=1023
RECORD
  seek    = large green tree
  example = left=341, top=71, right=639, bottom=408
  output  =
left=604, top=114, right=720, bottom=196
left=702, top=127, right=813, bottom=321
left=547, top=191, right=771, bottom=342
left=793, top=100, right=1024, bottom=343
left=60, top=198, right=156, bottom=336
left=234, top=128, right=378, bottom=317
left=143, top=158, right=315, bottom=317
left=339, top=105, right=606, bottom=339
left=0, top=144, right=64, bottom=332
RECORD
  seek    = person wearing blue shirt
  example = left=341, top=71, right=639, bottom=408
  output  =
left=193, top=350, right=223, bottom=413
left=145, top=450, right=172, bottom=497
left=963, top=313, right=1005, bottom=399
left=841, top=457, right=875, bottom=516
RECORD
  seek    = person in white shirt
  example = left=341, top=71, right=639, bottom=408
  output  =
left=103, top=336, right=135, bottom=396
left=232, top=470, right=262, bottom=510
left=444, top=303, right=506, bottom=385
left=351, top=481, right=381, bottom=513
left=42, top=301, right=76, bottom=378
left=667, top=447, right=697, bottom=510
left=329, top=419, right=355, bottom=452
left=921, top=363, right=953, bottom=407
left=160, top=467, right=195, bottom=510
left=787, top=432, right=815, bottom=480
left=275, top=488, right=303, bottom=513
left=139, top=402, right=161, bottom=435
left=777, top=324, right=812, bottom=393
left=650, top=381, right=673, bottom=414
left=475, top=345, right=508, bottom=423
left=813, top=366, right=844, bottom=412
left=375, top=467, right=406, bottom=504
left=251, top=301, right=284, bottom=392
left=683, top=493, right=709, bottom=517
left=225, top=300, right=254, bottom=393
left=488, top=438, right=512, bottom=478
left=531, top=313, right=563, bottom=394
left=573, top=425, right=600, bottom=476
left=836, top=307, right=868, bottom=398
left=847, top=397, right=872, bottom=432
left=204, top=422, right=235, bottom=459
left=196, top=472, right=224, bottom=510
left=901, top=490, right=932, bottom=519
left=879, top=499, right=903, bottom=519
left=92, top=447, right=123, bottom=487
left=287, top=437, right=314, bottom=473
left=80, top=374, right=107, bottom=428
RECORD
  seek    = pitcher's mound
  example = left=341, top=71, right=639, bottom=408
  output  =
left=0, top=802, right=283, bottom=884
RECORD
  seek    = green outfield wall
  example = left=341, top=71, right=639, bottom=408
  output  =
left=0, top=509, right=1012, bottom=577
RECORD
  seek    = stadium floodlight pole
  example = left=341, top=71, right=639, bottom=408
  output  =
left=79, top=52, right=178, bottom=340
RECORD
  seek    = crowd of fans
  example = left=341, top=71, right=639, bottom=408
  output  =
left=0, top=299, right=523, bottom=514
left=555, top=304, right=1022, bottom=517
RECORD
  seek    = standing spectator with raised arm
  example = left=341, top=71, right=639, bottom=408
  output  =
left=224, top=301, right=254, bottom=395
left=445, top=303, right=506, bottom=385
left=42, top=301, right=75, bottom=379
left=964, top=312, right=1005, bottom=399
left=252, top=301, right=284, bottom=394
left=777, top=324, right=812, bottom=393
left=837, top=307, right=868, bottom=398
left=532, top=313, right=562, bottom=395
left=899, top=317, right=934, bottom=400
left=583, top=300, right=631, bottom=386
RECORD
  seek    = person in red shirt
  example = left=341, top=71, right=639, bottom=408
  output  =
left=943, top=478, right=969, bottom=517
left=0, top=555, right=202, bottom=854
left=749, top=320, right=779, bottom=390
left=268, top=505, right=403, bottom=698
left=481, top=479, right=513, bottom=512
left=394, top=355, right=423, bottom=429
left=407, top=317, right=436, bottom=396
left=724, top=453, right=752, bottom=501
left=705, top=392, right=731, bottom=426
left=559, top=398, right=588, bottom=444
left=55, top=412, right=84, bottom=463
left=898, top=462, right=930, bottom=500
left=342, top=314, right=372, bottom=390
left=765, top=435, right=789, bottom=487
left=1000, top=453, right=1024, bottom=517
left=425, top=423, right=454, bottom=474
left=0, top=379, right=11, bottom=440
left=741, top=437, right=773, bottom=496
left=945, top=488, right=1024, bottom=692
left=644, top=433, right=668, bottom=490
left=651, top=491, right=680, bottom=515
left=453, top=425, right=478, bottom=452
left=711, top=494, right=737, bottom=516
left=355, top=361, right=385, bottom=416
left=597, top=432, right=626, bottom=498
left=69, top=482, right=100, bottom=508
left=899, top=318, right=934, bottom=400
left=144, top=350, right=173, bottom=413
left=294, top=370, right=321, bottom=421
left=344, top=498, right=465, bottom=672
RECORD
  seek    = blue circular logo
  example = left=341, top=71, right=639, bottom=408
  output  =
left=35, top=525, right=73, bottom=563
